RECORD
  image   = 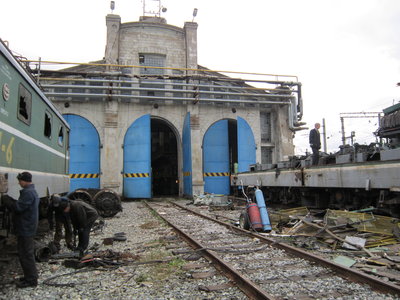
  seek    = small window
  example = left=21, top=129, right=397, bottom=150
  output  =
left=44, top=111, right=52, bottom=138
left=139, top=54, right=145, bottom=64
left=58, top=126, right=64, bottom=146
left=17, top=84, right=32, bottom=125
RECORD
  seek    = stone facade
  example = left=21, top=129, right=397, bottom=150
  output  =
left=45, top=14, right=299, bottom=197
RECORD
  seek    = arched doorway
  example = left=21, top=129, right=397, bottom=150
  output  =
left=63, top=114, right=100, bottom=192
left=203, top=117, right=256, bottom=195
left=151, top=118, right=178, bottom=196
left=123, top=115, right=179, bottom=198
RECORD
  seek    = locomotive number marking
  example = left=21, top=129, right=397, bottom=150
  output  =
left=0, top=131, right=15, bottom=164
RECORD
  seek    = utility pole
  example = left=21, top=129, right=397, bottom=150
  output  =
left=322, top=118, right=327, bottom=153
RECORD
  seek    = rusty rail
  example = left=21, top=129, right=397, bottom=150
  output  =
left=144, top=201, right=275, bottom=300
left=167, top=200, right=400, bottom=296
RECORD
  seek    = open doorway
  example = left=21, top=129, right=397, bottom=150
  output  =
left=228, top=119, right=238, bottom=175
left=151, top=118, right=179, bottom=196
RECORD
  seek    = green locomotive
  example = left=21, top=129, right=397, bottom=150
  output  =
left=0, top=39, right=70, bottom=200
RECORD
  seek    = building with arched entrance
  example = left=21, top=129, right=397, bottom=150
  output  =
left=36, top=13, right=305, bottom=199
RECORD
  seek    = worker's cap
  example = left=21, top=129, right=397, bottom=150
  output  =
left=17, top=172, right=32, bottom=182
left=52, top=194, right=69, bottom=208
left=51, top=194, right=61, bottom=207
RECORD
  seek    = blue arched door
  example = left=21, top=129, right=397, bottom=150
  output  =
left=123, top=114, right=151, bottom=198
left=237, top=116, right=256, bottom=172
left=63, top=114, right=100, bottom=192
left=203, top=120, right=230, bottom=195
left=183, top=113, right=193, bottom=196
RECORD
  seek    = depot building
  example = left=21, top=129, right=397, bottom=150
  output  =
left=37, top=12, right=304, bottom=199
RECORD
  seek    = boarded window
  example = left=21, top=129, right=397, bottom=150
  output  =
left=17, top=84, right=32, bottom=125
left=58, top=126, right=64, bottom=146
left=260, top=112, right=271, bottom=143
left=139, top=53, right=165, bottom=99
left=261, top=147, right=273, bottom=164
left=44, top=111, right=52, bottom=138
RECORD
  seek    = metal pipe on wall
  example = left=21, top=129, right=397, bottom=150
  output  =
left=45, top=92, right=292, bottom=105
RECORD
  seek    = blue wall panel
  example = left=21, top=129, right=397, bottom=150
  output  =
left=123, top=114, right=151, bottom=198
left=203, top=120, right=230, bottom=195
left=63, top=114, right=100, bottom=192
left=237, top=116, right=256, bottom=172
left=183, top=113, right=192, bottom=196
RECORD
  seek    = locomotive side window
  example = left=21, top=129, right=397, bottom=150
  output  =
left=17, top=83, right=32, bottom=125
left=58, top=126, right=64, bottom=146
left=44, top=111, right=52, bottom=138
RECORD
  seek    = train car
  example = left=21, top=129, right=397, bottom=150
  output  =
left=232, top=105, right=400, bottom=218
left=0, top=39, right=70, bottom=203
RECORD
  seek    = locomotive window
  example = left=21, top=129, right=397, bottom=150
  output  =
left=58, top=126, right=64, bottom=146
left=17, top=84, right=32, bottom=125
left=44, top=111, right=52, bottom=138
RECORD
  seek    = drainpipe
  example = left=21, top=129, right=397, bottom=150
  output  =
left=296, top=83, right=303, bottom=120
left=288, top=84, right=307, bottom=131
left=288, top=97, right=307, bottom=131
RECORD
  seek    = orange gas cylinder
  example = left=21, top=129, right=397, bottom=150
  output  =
left=246, top=203, right=263, bottom=231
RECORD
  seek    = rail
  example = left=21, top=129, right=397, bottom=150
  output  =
left=149, top=200, right=400, bottom=297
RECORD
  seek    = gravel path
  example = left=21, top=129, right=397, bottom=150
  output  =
left=0, top=201, right=245, bottom=300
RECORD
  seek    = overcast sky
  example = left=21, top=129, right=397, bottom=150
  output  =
left=1, top=0, right=400, bottom=154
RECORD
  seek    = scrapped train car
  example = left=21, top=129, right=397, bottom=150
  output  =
left=232, top=105, right=400, bottom=217
left=0, top=39, right=70, bottom=205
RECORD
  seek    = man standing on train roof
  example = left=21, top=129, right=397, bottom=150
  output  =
left=309, top=123, right=321, bottom=166
left=58, top=199, right=99, bottom=257
left=1, top=172, right=39, bottom=288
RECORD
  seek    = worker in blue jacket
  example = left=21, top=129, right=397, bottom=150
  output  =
left=2, top=172, right=39, bottom=288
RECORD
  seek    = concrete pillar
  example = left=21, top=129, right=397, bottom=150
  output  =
left=189, top=105, right=204, bottom=195
left=103, top=15, right=121, bottom=192
left=184, top=22, right=198, bottom=70
left=105, top=14, right=121, bottom=65
left=101, top=101, right=121, bottom=192
left=184, top=22, right=203, bottom=195
left=275, top=106, right=295, bottom=161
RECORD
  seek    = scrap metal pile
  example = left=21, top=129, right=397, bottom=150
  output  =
left=267, top=206, right=400, bottom=284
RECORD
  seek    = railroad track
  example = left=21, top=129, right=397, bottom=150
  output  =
left=145, top=201, right=400, bottom=300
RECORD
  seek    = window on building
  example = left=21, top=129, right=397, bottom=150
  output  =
left=58, top=126, right=64, bottom=146
left=139, top=53, right=166, bottom=99
left=44, top=111, right=52, bottom=138
left=18, top=84, right=32, bottom=125
left=260, top=112, right=271, bottom=143
left=139, top=53, right=165, bottom=75
left=261, top=147, right=273, bottom=164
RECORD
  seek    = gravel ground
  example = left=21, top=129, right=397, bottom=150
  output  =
left=0, top=200, right=246, bottom=300
left=1, top=199, right=399, bottom=300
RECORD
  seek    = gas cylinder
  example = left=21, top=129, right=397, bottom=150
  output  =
left=246, top=203, right=263, bottom=231
left=255, top=188, right=272, bottom=232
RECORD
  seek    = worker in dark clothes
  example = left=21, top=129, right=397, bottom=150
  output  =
left=1, top=172, right=39, bottom=288
left=47, top=194, right=74, bottom=251
left=309, top=123, right=321, bottom=166
left=60, top=199, right=98, bottom=256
